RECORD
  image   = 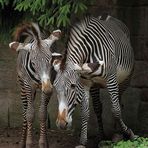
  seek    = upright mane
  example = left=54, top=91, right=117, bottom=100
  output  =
left=59, top=16, right=92, bottom=71
left=13, top=22, right=41, bottom=46
left=60, top=48, right=67, bottom=71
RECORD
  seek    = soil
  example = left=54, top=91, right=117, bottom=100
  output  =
left=0, top=128, right=97, bottom=148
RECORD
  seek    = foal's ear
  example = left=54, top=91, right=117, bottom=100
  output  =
left=9, top=41, right=31, bottom=52
left=52, top=52, right=63, bottom=72
left=9, top=42, right=20, bottom=51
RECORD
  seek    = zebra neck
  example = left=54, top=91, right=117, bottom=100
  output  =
left=25, top=52, right=40, bottom=84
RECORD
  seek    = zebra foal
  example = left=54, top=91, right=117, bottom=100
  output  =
left=53, top=15, right=136, bottom=148
left=9, top=22, right=61, bottom=148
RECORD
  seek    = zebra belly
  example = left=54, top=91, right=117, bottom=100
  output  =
left=116, top=67, right=131, bottom=84
left=80, top=67, right=131, bottom=88
left=80, top=75, right=106, bottom=88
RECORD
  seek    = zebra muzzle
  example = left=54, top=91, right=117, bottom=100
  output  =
left=42, top=80, right=53, bottom=95
left=56, top=109, right=68, bottom=130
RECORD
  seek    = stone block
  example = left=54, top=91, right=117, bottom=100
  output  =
left=121, top=87, right=141, bottom=131
left=116, top=0, right=148, bottom=6
left=116, top=7, right=147, bottom=36
left=130, top=61, right=148, bottom=88
left=141, top=88, right=148, bottom=102
left=131, top=36, right=148, bottom=60
left=137, top=101, right=148, bottom=133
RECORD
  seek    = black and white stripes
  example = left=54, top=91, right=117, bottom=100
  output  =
left=9, top=22, right=61, bottom=148
left=53, top=15, right=135, bottom=147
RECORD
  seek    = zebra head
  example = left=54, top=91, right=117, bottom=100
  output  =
left=9, top=22, right=61, bottom=95
left=53, top=60, right=80, bottom=130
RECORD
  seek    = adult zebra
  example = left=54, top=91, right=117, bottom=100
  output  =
left=53, top=15, right=136, bottom=148
left=9, top=22, right=61, bottom=148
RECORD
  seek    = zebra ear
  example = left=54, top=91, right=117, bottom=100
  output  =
left=49, top=29, right=62, bottom=41
left=52, top=59, right=61, bottom=72
left=52, top=52, right=62, bottom=57
left=51, top=29, right=62, bottom=40
left=9, top=42, right=20, bottom=51
left=9, top=41, right=31, bottom=52
left=52, top=52, right=63, bottom=71
left=52, top=52, right=63, bottom=62
left=46, top=30, right=61, bottom=47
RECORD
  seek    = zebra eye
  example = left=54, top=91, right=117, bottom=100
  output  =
left=71, top=84, right=76, bottom=89
left=31, top=61, right=35, bottom=66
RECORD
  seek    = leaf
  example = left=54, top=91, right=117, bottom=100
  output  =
left=0, top=0, right=9, bottom=8
left=47, top=17, right=55, bottom=25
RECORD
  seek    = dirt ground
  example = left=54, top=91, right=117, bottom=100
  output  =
left=0, top=128, right=97, bottom=148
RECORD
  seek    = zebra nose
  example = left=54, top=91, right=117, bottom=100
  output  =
left=57, top=119, right=68, bottom=130
left=42, top=80, right=53, bottom=95
left=56, top=109, right=68, bottom=130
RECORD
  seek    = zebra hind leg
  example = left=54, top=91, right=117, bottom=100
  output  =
left=117, top=76, right=136, bottom=141
left=107, top=76, right=136, bottom=142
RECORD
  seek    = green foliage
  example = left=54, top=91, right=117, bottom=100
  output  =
left=0, top=0, right=95, bottom=42
left=0, top=0, right=9, bottom=8
left=113, top=137, right=148, bottom=148
left=11, top=0, right=90, bottom=28
left=99, top=137, right=148, bottom=148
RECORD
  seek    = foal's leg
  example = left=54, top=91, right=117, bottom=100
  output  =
left=39, top=92, right=50, bottom=148
left=20, top=87, right=27, bottom=148
left=25, top=85, right=36, bottom=148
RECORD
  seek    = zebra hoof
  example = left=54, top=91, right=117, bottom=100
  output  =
left=39, top=143, right=48, bottom=148
left=39, top=141, right=49, bottom=148
left=112, top=133, right=124, bottom=142
left=19, top=142, right=26, bottom=148
left=26, top=143, right=33, bottom=148
left=75, top=145, right=86, bottom=148
left=123, top=128, right=137, bottom=140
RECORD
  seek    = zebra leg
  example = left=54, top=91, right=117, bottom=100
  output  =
left=107, top=76, right=135, bottom=141
left=113, top=74, right=134, bottom=141
left=113, top=80, right=129, bottom=134
left=90, top=85, right=104, bottom=142
left=39, top=92, right=50, bottom=148
left=25, top=86, right=35, bottom=148
left=20, top=87, right=27, bottom=148
left=76, top=87, right=90, bottom=148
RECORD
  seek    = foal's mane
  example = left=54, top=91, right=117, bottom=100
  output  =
left=13, top=22, right=41, bottom=46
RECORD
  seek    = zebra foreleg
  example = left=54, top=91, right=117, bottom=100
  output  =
left=26, top=86, right=35, bottom=148
left=20, top=88, right=27, bottom=148
left=90, top=86, right=104, bottom=143
left=76, top=88, right=90, bottom=148
left=39, top=92, right=50, bottom=148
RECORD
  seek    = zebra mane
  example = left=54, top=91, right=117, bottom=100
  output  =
left=60, top=48, right=67, bottom=71
left=70, top=16, right=91, bottom=38
left=13, top=22, right=41, bottom=46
